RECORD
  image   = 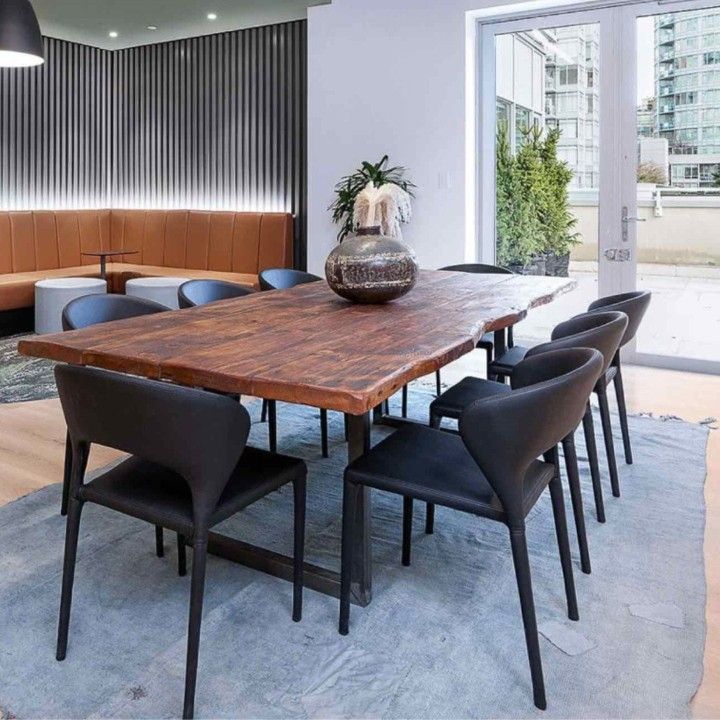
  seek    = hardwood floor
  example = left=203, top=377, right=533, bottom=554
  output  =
left=0, top=365, right=717, bottom=717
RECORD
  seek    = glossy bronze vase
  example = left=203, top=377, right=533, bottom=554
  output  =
left=325, top=227, right=419, bottom=304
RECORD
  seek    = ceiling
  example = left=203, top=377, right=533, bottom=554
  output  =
left=31, top=0, right=329, bottom=50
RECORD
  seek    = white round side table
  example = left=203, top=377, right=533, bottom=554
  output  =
left=125, top=277, right=189, bottom=310
left=35, top=278, right=108, bottom=335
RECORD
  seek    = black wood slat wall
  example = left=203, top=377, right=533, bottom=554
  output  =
left=0, top=21, right=307, bottom=268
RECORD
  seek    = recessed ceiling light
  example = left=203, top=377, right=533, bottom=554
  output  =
left=108, top=31, right=119, bottom=38
left=147, top=25, right=158, bottom=31
left=207, top=12, right=218, bottom=20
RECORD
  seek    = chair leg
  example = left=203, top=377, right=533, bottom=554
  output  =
left=177, top=534, right=187, bottom=577
left=425, top=503, right=435, bottom=535
left=561, top=434, right=591, bottom=575
left=292, top=476, right=306, bottom=622
left=582, top=403, right=606, bottom=523
left=339, top=480, right=359, bottom=636
left=613, top=361, right=633, bottom=465
left=548, top=469, right=580, bottom=621
left=261, top=399, right=268, bottom=423
left=61, top=432, right=71, bottom=516
left=267, top=400, right=277, bottom=454
left=183, top=535, right=209, bottom=720
left=484, top=347, right=493, bottom=379
left=508, top=525, right=547, bottom=711
left=56, top=497, right=84, bottom=661
left=597, top=386, right=621, bottom=498
left=429, top=411, right=441, bottom=430
left=402, top=497, right=413, bottom=566
left=320, top=409, right=329, bottom=458
left=435, top=370, right=441, bottom=397
left=155, top=525, right=165, bottom=558
left=344, top=414, right=349, bottom=441
left=401, top=385, right=408, bottom=419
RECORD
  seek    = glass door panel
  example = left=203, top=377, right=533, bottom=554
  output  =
left=492, top=22, right=601, bottom=345
left=632, top=6, right=720, bottom=368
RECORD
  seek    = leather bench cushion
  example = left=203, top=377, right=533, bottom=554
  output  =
left=109, top=264, right=260, bottom=294
left=0, top=267, right=106, bottom=311
left=0, top=265, right=260, bottom=311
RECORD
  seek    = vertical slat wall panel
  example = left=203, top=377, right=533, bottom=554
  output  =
left=0, top=21, right=307, bottom=268
left=0, top=37, right=110, bottom=210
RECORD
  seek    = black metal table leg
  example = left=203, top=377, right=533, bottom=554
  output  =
left=346, top=412, right=373, bottom=607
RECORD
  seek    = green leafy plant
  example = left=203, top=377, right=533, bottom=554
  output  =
left=495, top=123, right=580, bottom=269
left=330, top=156, right=416, bottom=242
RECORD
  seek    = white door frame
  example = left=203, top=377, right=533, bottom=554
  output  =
left=476, top=0, right=720, bottom=374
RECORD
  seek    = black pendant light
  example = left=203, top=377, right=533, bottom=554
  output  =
left=0, top=0, right=44, bottom=67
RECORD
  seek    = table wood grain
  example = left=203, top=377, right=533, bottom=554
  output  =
left=18, top=270, right=575, bottom=415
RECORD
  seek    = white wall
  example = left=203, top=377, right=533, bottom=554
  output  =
left=307, top=0, right=533, bottom=274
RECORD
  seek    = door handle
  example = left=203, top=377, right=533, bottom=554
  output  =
left=621, top=206, right=645, bottom=243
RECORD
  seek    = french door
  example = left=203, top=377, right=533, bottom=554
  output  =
left=477, top=0, right=720, bottom=373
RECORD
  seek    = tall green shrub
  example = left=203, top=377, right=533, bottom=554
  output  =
left=495, top=124, right=579, bottom=268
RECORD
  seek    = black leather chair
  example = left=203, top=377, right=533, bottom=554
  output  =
left=489, top=291, right=650, bottom=503
left=259, top=268, right=321, bottom=291
left=258, top=269, right=331, bottom=457
left=60, top=294, right=169, bottom=525
left=54, top=365, right=306, bottom=720
left=178, top=279, right=254, bottom=309
left=587, top=291, right=651, bottom=467
left=339, top=348, right=603, bottom=710
left=429, top=311, right=627, bottom=571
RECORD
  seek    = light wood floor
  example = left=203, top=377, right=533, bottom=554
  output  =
left=0, top=366, right=717, bottom=717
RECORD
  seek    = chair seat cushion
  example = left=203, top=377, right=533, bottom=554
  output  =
left=488, top=344, right=529, bottom=377
left=431, top=376, right=511, bottom=420
left=79, top=446, right=306, bottom=534
left=346, top=425, right=554, bottom=522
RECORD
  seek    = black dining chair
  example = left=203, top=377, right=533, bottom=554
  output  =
left=397, top=263, right=515, bottom=418
left=177, top=279, right=254, bottom=309
left=60, top=294, right=169, bottom=536
left=54, top=364, right=306, bottom=720
left=258, top=269, right=331, bottom=457
left=587, top=291, right=651, bottom=467
left=339, top=348, right=603, bottom=710
left=429, top=311, right=628, bottom=572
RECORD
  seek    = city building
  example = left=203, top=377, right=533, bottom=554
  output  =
left=656, top=10, right=720, bottom=187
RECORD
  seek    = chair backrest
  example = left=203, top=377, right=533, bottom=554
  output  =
left=523, top=311, right=628, bottom=378
left=55, top=364, right=250, bottom=526
left=460, top=348, right=602, bottom=524
left=178, top=279, right=254, bottom=309
left=62, top=293, right=168, bottom=331
left=587, top=290, right=651, bottom=347
left=258, top=268, right=322, bottom=291
left=439, top=263, right=512, bottom=275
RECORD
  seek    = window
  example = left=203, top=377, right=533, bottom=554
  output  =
left=587, top=95, right=594, bottom=113
left=703, top=32, right=720, bottom=48
left=704, top=51, right=720, bottom=64
left=558, top=65, right=579, bottom=85
left=496, top=99, right=511, bottom=130
left=675, top=73, right=698, bottom=90
left=675, top=109, right=698, bottom=126
left=676, top=37, right=699, bottom=53
left=556, top=94, right=578, bottom=113
left=675, top=91, right=697, bottom=105
left=559, top=119, right=578, bottom=138
left=587, top=69, right=594, bottom=87
left=515, top=107, right=532, bottom=147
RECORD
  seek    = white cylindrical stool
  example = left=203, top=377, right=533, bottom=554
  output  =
left=125, top=277, right=189, bottom=310
left=35, top=278, right=107, bottom=335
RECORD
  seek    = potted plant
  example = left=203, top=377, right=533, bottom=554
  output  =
left=326, top=156, right=419, bottom=303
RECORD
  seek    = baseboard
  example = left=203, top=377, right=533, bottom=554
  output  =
left=0, top=308, right=34, bottom=337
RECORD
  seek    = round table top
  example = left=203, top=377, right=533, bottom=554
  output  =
left=35, top=277, right=108, bottom=290
left=125, top=277, right=190, bottom=288
left=81, top=250, right=139, bottom=257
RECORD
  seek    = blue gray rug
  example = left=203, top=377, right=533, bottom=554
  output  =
left=0, top=385, right=710, bottom=719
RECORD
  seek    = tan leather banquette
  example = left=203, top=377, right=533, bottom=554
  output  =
left=0, top=209, right=294, bottom=311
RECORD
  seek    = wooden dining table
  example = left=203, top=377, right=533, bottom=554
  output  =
left=18, top=269, right=575, bottom=607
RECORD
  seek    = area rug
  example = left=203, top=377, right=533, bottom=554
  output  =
left=0, top=380, right=709, bottom=719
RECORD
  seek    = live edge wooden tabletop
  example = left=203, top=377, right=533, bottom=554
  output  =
left=18, top=270, right=575, bottom=415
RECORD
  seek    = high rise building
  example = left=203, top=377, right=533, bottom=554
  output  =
left=656, top=10, right=720, bottom=187
left=544, top=25, right=601, bottom=188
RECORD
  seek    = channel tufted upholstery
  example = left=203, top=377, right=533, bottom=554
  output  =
left=0, top=209, right=293, bottom=310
